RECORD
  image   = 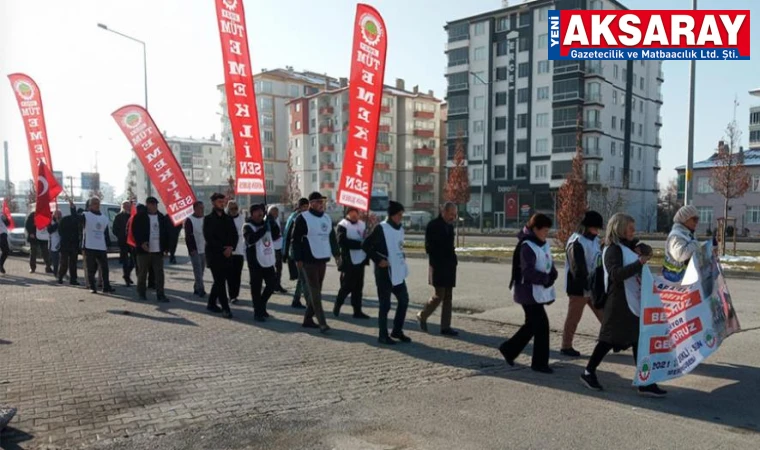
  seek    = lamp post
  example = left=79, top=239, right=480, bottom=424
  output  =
left=470, top=71, right=489, bottom=232
left=684, top=0, right=697, bottom=205
left=97, top=23, right=152, bottom=197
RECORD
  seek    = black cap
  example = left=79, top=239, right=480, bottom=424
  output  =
left=145, top=196, right=159, bottom=205
left=581, top=211, right=604, bottom=229
left=210, top=193, right=226, bottom=201
left=297, top=197, right=309, bottom=207
left=308, top=191, right=326, bottom=201
left=250, top=203, right=266, bottom=214
left=387, top=201, right=404, bottom=217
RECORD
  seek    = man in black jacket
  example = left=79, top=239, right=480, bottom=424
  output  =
left=132, top=197, right=169, bottom=302
left=283, top=198, right=309, bottom=308
left=57, top=204, right=81, bottom=285
left=204, top=193, right=238, bottom=318
left=112, top=201, right=135, bottom=286
left=334, top=207, right=369, bottom=319
left=417, top=202, right=459, bottom=336
left=25, top=211, right=52, bottom=274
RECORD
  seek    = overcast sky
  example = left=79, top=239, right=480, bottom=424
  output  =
left=1, top=0, right=758, bottom=197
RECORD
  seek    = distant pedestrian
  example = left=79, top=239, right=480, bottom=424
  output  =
left=80, top=197, right=115, bottom=294
left=204, top=193, right=238, bottom=318
left=185, top=201, right=207, bottom=297
left=244, top=203, right=278, bottom=321
left=132, top=197, right=169, bottom=302
left=663, top=205, right=701, bottom=283
left=291, top=192, right=339, bottom=333
left=57, top=203, right=81, bottom=285
left=25, top=211, right=52, bottom=274
left=418, top=202, right=459, bottom=336
left=363, top=201, right=412, bottom=345
left=47, top=210, right=63, bottom=278
left=227, top=200, right=246, bottom=304
left=267, top=205, right=287, bottom=293
left=498, top=214, right=557, bottom=373
left=334, top=206, right=370, bottom=319
left=561, top=211, right=605, bottom=357
left=283, top=197, right=309, bottom=309
left=113, top=200, right=135, bottom=286
left=0, top=210, right=9, bottom=274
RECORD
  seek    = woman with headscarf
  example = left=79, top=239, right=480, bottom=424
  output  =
left=580, top=213, right=667, bottom=397
left=663, top=205, right=701, bottom=283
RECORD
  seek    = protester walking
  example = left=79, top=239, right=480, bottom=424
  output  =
left=267, top=205, right=287, bottom=293
left=580, top=213, right=667, bottom=397
left=363, top=201, right=412, bottom=345
left=291, top=192, right=339, bottom=333
left=113, top=201, right=135, bottom=286
left=498, top=214, right=558, bottom=373
left=133, top=197, right=169, bottom=302
left=26, top=211, right=52, bottom=274
left=561, top=211, right=605, bottom=357
left=244, top=204, right=278, bottom=321
left=47, top=210, right=63, bottom=277
left=418, top=202, right=459, bottom=336
left=283, top=197, right=309, bottom=309
left=185, top=201, right=207, bottom=297
left=227, top=200, right=246, bottom=304
left=57, top=203, right=81, bottom=285
left=204, top=193, right=238, bottom=318
left=663, top=205, right=702, bottom=283
left=0, top=210, right=11, bottom=274
left=80, top=197, right=114, bottom=294
left=334, top=207, right=370, bottom=319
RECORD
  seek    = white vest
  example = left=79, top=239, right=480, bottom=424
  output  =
left=36, top=226, right=49, bottom=241
left=565, top=232, right=601, bottom=291
left=603, top=244, right=642, bottom=317
left=187, top=215, right=205, bottom=255
left=380, top=222, right=408, bottom=286
left=523, top=240, right=556, bottom=304
left=148, top=214, right=161, bottom=253
left=243, top=222, right=276, bottom=268
left=302, top=211, right=332, bottom=259
left=271, top=216, right=283, bottom=250
left=49, top=226, right=61, bottom=252
left=338, top=218, right=367, bottom=265
left=83, top=211, right=109, bottom=251
left=232, top=215, right=246, bottom=256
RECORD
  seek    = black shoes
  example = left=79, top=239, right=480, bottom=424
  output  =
left=157, top=295, right=169, bottom=303
left=441, top=329, right=459, bottom=337
left=561, top=348, right=582, bottom=357
left=138, top=294, right=148, bottom=301
left=123, top=277, right=134, bottom=287
left=378, top=336, right=397, bottom=345
left=581, top=371, right=603, bottom=391
left=102, top=286, right=116, bottom=294
left=29, top=269, right=35, bottom=274
left=222, top=310, right=233, bottom=319
left=416, top=313, right=428, bottom=332
left=230, top=298, right=239, bottom=304
left=352, top=312, right=370, bottom=319
left=302, top=320, right=319, bottom=329
left=170, top=256, right=177, bottom=264
left=638, top=384, right=667, bottom=398
left=70, top=280, right=80, bottom=286
left=0, top=266, right=5, bottom=274
left=333, top=301, right=342, bottom=317
left=90, top=289, right=98, bottom=294
left=498, top=342, right=515, bottom=367
left=531, top=366, right=554, bottom=374
left=291, top=302, right=306, bottom=310
left=207, top=305, right=223, bottom=313
left=278, top=288, right=288, bottom=294
left=45, top=267, right=54, bottom=274
left=57, top=278, right=64, bottom=285
left=390, top=331, right=411, bottom=343
left=254, top=315, right=266, bottom=322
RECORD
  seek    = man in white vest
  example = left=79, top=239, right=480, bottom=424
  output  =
left=267, top=205, right=287, bottom=293
left=227, top=200, right=246, bottom=304
left=132, top=197, right=169, bottom=302
left=243, top=203, right=278, bottom=321
left=362, top=201, right=411, bottom=345
left=81, top=197, right=115, bottom=294
left=334, top=206, right=370, bottom=319
left=291, top=191, right=340, bottom=333
left=185, top=201, right=206, bottom=297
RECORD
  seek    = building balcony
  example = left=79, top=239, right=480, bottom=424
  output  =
left=414, top=165, right=435, bottom=174
left=414, top=202, right=435, bottom=209
left=414, top=129, right=435, bottom=138
left=447, top=106, right=468, bottom=116
left=377, top=143, right=391, bottom=153
left=584, top=147, right=602, bottom=159
left=379, top=125, right=391, bottom=132
left=554, top=62, right=582, bottom=75
left=381, top=105, right=391, bottom=114
left=655, top=137, right=662, bottom=147
left=376, top=162, right=391, bottom=170
left=320, top=125, right=335, bottom=133
left=585, top=64, right=604, bottom=78
left=319, top=106, right=334, bottom=115
left=655, top=93, right=663, bottom=104
left=445, top=39, right=469, bottom=52
left=657, top=70, right=665, bottom=82
left=448, top=82, right=469, bottom=93
left=553, top=119, right=578, bottom=129
left=320, top=181, right=335, bottom=189
left=320, top=163, right=335, bottom=171
left=413, top=184, right=434, bottom=192
left=655, top=115, right=663, bottom=126
left=654, top=158, right=662, bottom=169
left=585, top=173, right=601, bottom=184
left=320, top=144, right=335, bottom=153
left=554, top=91, right=583, bottom=102
left=584, top=120, right=603, bottom=131
left=446, top=61, right=469, bottom=75
left=585, top=93, right=603, bottom=105
left=414, top=147, right=435, bottom=156
left=414, top=110, right=436, bottom=119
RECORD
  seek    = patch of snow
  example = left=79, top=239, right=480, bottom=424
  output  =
left=455, top=247, right=511, bottom=252
left=720, top=255, right=760, bottom=263
left=721, top=264, right=753, bottom=271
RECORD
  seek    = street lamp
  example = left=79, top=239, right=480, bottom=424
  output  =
left=470, top=71, right=490, bottom=232
left=97, top=22, right=152, bottom=197
left=684, top=0, right=697, bottom=205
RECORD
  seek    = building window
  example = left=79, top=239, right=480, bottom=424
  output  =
left=632, top=98, right=636, bottom=110
left=516, top=114, right=527, bottom=129
left=265, top=147, right=274, bottom=159
left=612, top=90, right=618, bottom=104
left=698, top=207, right=713, bottom=225
left=636, top=170, right=642, bottom=184
left=472, top=167, right=484, bottom=184
left=515, top=164, right=528, bottom=179
left=752, top=175, right=760, bottom=191
left=312, top=173, right=317, bottom=183
left=474, top=46, right=486, bottom=61
left=751, top=111, right=760, bottom=125
left=474, top=96, right=485, bottom=110
left=295, top=103, right=301, bottom=112
left=611, top=141, right=616, bottom=156
left=295, top=156, right=301, bottom=166
left=613, top=65, right=619, bottom=79
left=496, top=66, right=508, bottom=81
left=264, top=163, right=274, bottom=176
left=497, top=41, right=508, bottom=56
left=295, top=121, right=301, bottom=131
left=518, top=62, right=530, bottom=78
left=697, top=177, right=714, bottom=194
left=290, top=84, right=300, bottom=97
left=519, top=37, right=529, bottom=51
left=538, top=60, right=550, bottom=74
left=747, top=207, right=760, bottom=224
left=751, top=130, right=760, bottom=144
left=474, top=22, right=485, bottom=36
left=536, top=113, right=549, bottom=128
left=494, top=165, right=506, bottom=179
left=535, top=138, right=549, bottom=155
left=639, top=123, right=643, bottom=136
left=473, top=120, right=485, bottom=133
left=517, top=88, right=530, bottom=103
left=538, top=34, right=548, bottom=49
left=537, top=86, right=549, bottom=100
left=609, top=166, right=616, bottom=181
left=620, top=118, right=624, bottom=130
left=637, top=147, right=642, bottom=160
left=640, top=102, right=644, bottom=113
left=519, top=12, right=530, bottom=27
left=495, top=116, right=507, bottom=130
left=538, top=7, right=549, bottom=22
left=611, top=116, right=617, bottom=130
left=473, top=144, right=484, bottom=158
left=312, top=155, right=317, bottom=164
left=517, top=139, right=528, bottom=153
left=640, top=77, right=645, bottom=90
left=535, top=164, right=548, bottom=180
left=495, top=92, right=507, bottom=106
left=263, top=130, right=274, bottom=142
left=496, top=16, right=510, bottom=32
left=495, top=141, right=506, bottom=155
left=448, top=22, right=469, bottom=42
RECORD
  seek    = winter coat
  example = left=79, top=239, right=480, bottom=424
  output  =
left=112, top=211, right=130, bottom=248
left=132, top=212, right=170, bottom=254
left=509, top=228, right=558, bottom=306
left=663, top=223, right=700, bottom=282
left=425, top=215, right=457, bottom=288
left=565, top=232, right=600, bottom=297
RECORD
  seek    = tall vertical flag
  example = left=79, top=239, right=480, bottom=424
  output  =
left=215, top=0, right=266, bottom=195
left=112, top=105, right=196, bottom=225
left=337, top=4, right=388, bottom=211
left=34, top=162, right=62, bottom=230
left=7, top=73, right=54, bottom=185
left=2, top=198, right=15, bottom=229
left=126, top=201, right=137, bottom=248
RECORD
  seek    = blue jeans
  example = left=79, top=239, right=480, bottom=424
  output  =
left=377, top=281, right=409, bottom=338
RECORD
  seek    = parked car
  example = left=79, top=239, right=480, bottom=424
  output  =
left=7, top=213, right=29, bottom=253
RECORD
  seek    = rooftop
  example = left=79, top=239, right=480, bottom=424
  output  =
left=217, top=67, right=341, bottom=90
left=287, top=84, right=441, bottom=105
left=676, top=148, right=760, bottom=171
left=165, top=136, right=222, bottom=146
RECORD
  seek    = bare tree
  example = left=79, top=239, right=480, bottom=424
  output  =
left=588, top=186, right=626, bottom=223
left=641, top=203, right=658, bottom=233
left=556, top=107, right=587, bottom=247
left=281, top=146, right=301, bottom=205
left=657, top=178, right=681, bottom=232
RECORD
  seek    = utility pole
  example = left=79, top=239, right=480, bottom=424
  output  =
left=66, top=176, right=75, bottom=200
left=684, top=0, right=697, bottom=205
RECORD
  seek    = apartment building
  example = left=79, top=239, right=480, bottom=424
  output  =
left=444, top=0, right=663, bottom=230
left=288, top=79, right=443, bottom=213
left=218, top=67, right=340, bottom=200
left=750, top=88, right=760, bottom=150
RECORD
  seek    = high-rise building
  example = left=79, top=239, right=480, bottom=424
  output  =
left=444, top=0, right=663, bottom=230
left=750, top=88, right=760, bottom=150
left=288, top=78, right=443, bottom=215
left=218, top=67, right=340, bottom=200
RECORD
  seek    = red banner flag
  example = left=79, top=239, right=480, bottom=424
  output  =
left=337, top=4, right=388, bottom=211
left=215, top=0, right=266, bottom=196
left=34, top=162, right=62, bottom=230
left=504, top=193, right=518, bottom=220
left=126, top=201, right=137, bottom=248
left=7, top=73, right=54, bottom=185
left=111, top=105, right=196, bottom=226
left=2, top=198, right=15, bottom=229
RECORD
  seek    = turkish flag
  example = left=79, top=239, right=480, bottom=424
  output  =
left=34, top=161, right=62, bottom=229
left=2, top=198, right=14, bottom=229
left=126, top=202, right=137, bottom=248
left=505, top=193, right=518, bottom=220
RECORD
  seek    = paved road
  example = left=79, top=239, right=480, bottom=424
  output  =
left=1, top=251, right=758, bottom=449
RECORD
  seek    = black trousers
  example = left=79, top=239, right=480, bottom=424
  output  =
left=29, top=239, right=50, bottom=271
left=119, top=244, right=134, bottom=279
left=58, top=250, right=78, bottom=282
left=274, top=250, right=284, bottom=289
left=336, top=264, right=365, bottom=313
left=586, top=341, right=639, bottom=373
left=85, top=249, right=111, bottom=291
left=376, top=280, right=409, bottom=338
left=208, top=256, right=232, bottom=312
left=499, top=304, right=550, bottom=369
left=249, top=262, right=276, bottom=317
left=227, top=255, right=245, bottom=300
left=0, top=234, right=9, bottom=270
